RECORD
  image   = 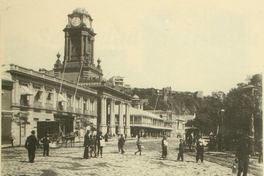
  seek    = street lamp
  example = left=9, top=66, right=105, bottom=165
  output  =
left=242, top=85, right=256, bottom=154
left=154, top=90, right=160, bottom=114
left=217, top=109, right=225, bottom=151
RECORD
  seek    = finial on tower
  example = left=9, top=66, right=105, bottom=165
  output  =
left=97, top=58, right=101, bottom=69
left=56, top=52, right=61, bottom=59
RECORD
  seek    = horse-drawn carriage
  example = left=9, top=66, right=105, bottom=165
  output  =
left=37, top=121, right=78, bottom=148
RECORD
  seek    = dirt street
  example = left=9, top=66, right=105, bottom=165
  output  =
left=1, top=138, right=262, bottom=176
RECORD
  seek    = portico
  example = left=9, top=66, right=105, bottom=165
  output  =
left=90, top=84, right=131, bottom=137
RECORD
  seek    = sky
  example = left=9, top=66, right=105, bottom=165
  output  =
left=1, top=0, right=263, bottom=96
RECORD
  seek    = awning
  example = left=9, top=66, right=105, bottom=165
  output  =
left=21, top=86, right=33, bottom=95
left=58, top=94, right=67, bottom=102
left=131, top=124, right=172, bottom=130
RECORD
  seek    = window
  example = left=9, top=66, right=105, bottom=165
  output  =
left=33, top=118, right=39, bottom=128
left=76, top=97, right=80, bottom=109
left=46, top=91, right=53, bottom=103
left=83, top=99, right=87, bottom=113
left=20, top=84, right=33, bottom=106
left=34, top=91, right=42, bottom=102
left=90, top=100, right=94, bottom=111
left=67, top=94, right=72, bottom=107
left=20, top=95, right=29, bottom=106
left=58, top=102, right=63, bottom=110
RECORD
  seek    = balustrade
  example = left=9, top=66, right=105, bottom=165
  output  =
left=33, top=101, right=42, bottom=108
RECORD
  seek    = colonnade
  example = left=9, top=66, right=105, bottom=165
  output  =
left=99, top=95, right=130, bottom=137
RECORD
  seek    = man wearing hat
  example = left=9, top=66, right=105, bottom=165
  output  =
left=236, top=135, right=251, bottom=176
left=25, top=130, right=39, bottom=163
left=41, top=134, right=51, bottom=157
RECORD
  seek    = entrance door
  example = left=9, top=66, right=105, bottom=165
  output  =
left=1, top=115, right=12, bottom=144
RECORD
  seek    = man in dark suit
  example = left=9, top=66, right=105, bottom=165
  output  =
left=25, top=130, right=39, bottom=163
left=41, top=134, right=50, bottom=156
left=236, top=135, right=251, bottom=176
left=119, top=134, right=126, bottom=154
left=83, top=130, right=90, bottom=159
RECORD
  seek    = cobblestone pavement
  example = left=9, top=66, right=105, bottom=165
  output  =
left=1, top=138, right=262, bottom=176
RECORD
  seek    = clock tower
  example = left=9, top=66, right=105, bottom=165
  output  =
left=54, top=8, right=103, bottom=84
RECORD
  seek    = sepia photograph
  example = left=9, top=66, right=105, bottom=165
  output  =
left=1, top=0, right=263, bottom=175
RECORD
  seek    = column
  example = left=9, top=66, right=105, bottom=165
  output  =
left=41, top=87, right=45, bottom=108
left=13, top=80, right=19, bottom=105
left=125, top=104, right=131, bottom=137
left=110, top=99, right=116, bottom=135
left=68, top=36, right=71, bottom=61
left=64, top=32, right=69, bottom=61
left=28, top=83, right=33, bottom=107
left=100, top=96, right=107, bottom=134
left=81, top=35, right=84, bottom=61
left=80, top=96, right=84, bottom=113
left=118, top=102, right=124, bottom=135
left=73, top=95, right=76, bottom=113
left=91, top=37, right=94, bottom=64
left=52, top=89, right=56, bottom=109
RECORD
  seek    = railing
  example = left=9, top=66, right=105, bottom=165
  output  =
left=33, top=101, right=42, bottom=109
left=67, top=106, right=74, bottom=112
left=19, top=100, right=30, bottom=107
left=84, top=109, right=89, bottom=114
left=45, top=103, right=54, bottom=110
left=76, top=108, right=82, bottom=114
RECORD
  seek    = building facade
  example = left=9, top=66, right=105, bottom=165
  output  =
left=1, top=64, right=99, bottom=146
left=130, top=95, right=173, bottom=137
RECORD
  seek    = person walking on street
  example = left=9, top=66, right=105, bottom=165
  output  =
left=83, top=130, right=90, bottom=159
left=117, top=135, right=121, bottom=153
left=90, top=134, right=95, bottom=157
left=161, top=136, right=168, bottom=159
left=93, top=135, right=97, bottom=157
left=98, top=132, right=105, bottom=158
left=196, top=135, right=205, bottom=163
left=10, top=132, right=15, bottom=147
left=41, top=135, right=50, bottom=157
left=104, top=132, right=109, bottom=142
left=236, top=135, right=251, bottom=176
left=119, top=134, right=126, bottom=154
left=135, top=137, right=143, bottom=156
left=177, top=139, right=184, bottom=161
left=25, top=130, right=39, bottom=163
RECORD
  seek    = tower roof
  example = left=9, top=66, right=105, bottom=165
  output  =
left=68, top=8, right=92, bottom=20
left=132, top=94, right=139, bottom=100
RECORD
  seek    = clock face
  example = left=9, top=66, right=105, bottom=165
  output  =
left=71, top=16, right=81, bottom=26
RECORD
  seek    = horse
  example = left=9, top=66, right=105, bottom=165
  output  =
left=62, top=131, right=78, bottom=147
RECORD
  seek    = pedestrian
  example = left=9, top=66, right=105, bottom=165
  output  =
left=187, top=135, right=192, bottom=151
left=89, top=134, right=95, bottom=157
left=135, top=136, right=143, bottom=156
left=98, top=132, right=105, bottom=158
left=161, top=136, right=168, bottom=159
left=177, top=139, right=184, bottom=161
left=196, top=135, right=205, bottom=163
left=10, top=131, right=15, bottom=147
left=236, top=135, right=251, bottom=176
left=25, top=130, right=39, bottom=163
left=41, top=134, right=50, bottom=157
left=258, top=139, right=262, bottom=163
left=83, top=130, right=90, bottom=159
left=118, top=134, right=126, bottom=154
left=104, top=132, right=109, bottom=142
left=93, top=135, right=97, bottom=157
left=117, top=135, right=121, bottom=153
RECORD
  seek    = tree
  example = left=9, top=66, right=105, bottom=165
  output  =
left=224, top=74, right=262, bottom=141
